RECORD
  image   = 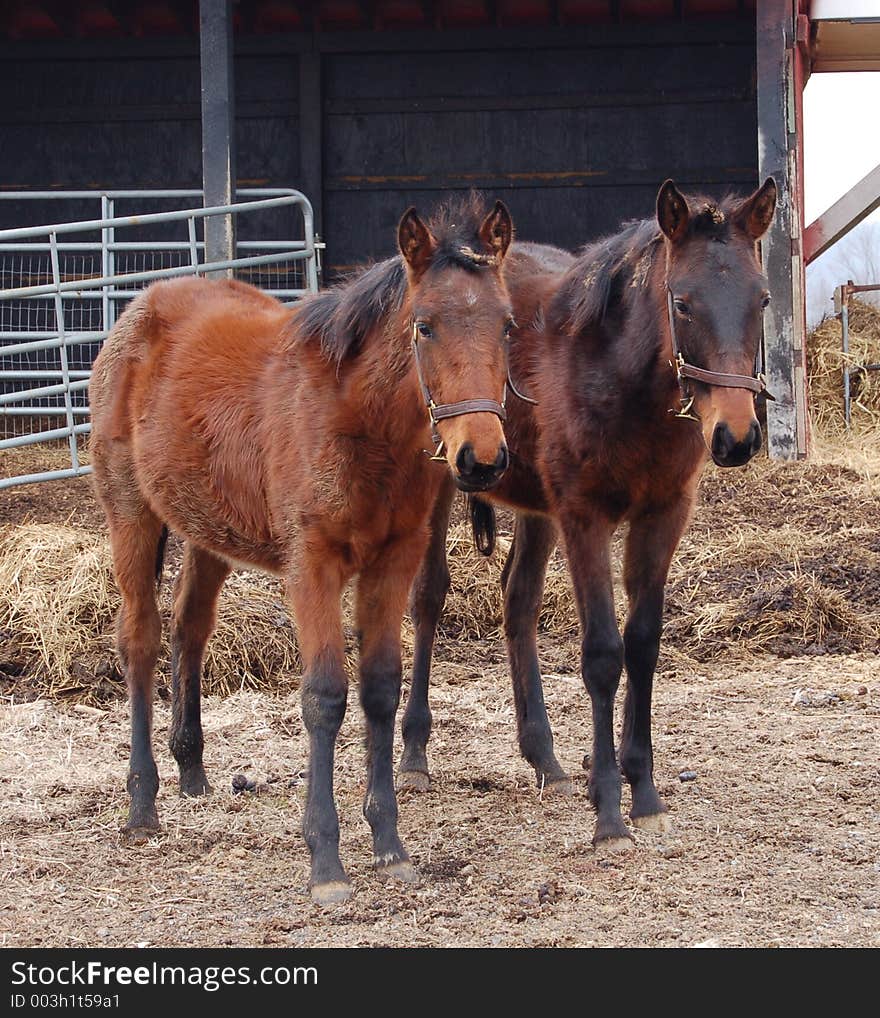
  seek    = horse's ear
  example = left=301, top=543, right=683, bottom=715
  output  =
left=732, top=177, right=777, bottom=241
left=398, top=207, right=437, bottom=276
left=478, top=200, right=514, bottom=262
left=657, top=180, right=689, bottom=244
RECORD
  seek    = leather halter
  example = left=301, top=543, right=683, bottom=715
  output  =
left=666, top=287, right=774, bottom=422
left=410, top=321, right=508, bottom=462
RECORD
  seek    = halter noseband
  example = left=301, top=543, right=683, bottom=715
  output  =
left=665, top=287, right=774, bottom=422
left=411, top=321, right=508, bottom=462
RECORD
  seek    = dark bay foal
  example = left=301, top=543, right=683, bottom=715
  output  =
left=400, top=179, right=778, bottom=850
left=89, top=197, right=516, bottom=902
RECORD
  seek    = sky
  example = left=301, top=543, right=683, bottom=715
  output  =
left=803, top=71, right=880, bottom=224
left=803, top=71, right=880, bottom=323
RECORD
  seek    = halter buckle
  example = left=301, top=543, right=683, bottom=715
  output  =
left=669, top=394, right=700, bottom=422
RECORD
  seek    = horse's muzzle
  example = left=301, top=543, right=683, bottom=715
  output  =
left=711, top=420, right=762, bottom=467
left=454, top=443, right=508, bottom=491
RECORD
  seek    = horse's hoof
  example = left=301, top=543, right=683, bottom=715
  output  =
left=540, top=776, right=574, bottom=797
left=376, top=859, right=419, bottom=885
left=593, top=836, right=635, bottom=857
left=397, top=770, right=431, bottom=792
left=310, top=881, right=352, bottom=906
left=631, top=811, right=671, bottom=834
left=121, top=824, right=159, bottom=845
left=180, top=776, right=213, bottom=797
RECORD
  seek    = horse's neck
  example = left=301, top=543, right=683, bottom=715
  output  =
left=632, top=261, right=679, bottom=414
left=354, top=316, right=429, bottom=450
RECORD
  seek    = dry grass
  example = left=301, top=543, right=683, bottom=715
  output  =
left=665, top=567, right=874, bottom=660
left=808, top=299, right=880, bottom=434
left=3, top=429, right=880, bottom=700
left=0, top=523, right=301, bottom=701
left=0, top=525, right=116, bottom=689
left=441, top=522, right=580, bottom=641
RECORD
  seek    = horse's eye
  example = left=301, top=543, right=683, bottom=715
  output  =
left=673, top=299, right=690, bottom=317
left=761, top=293, right=771, bottom=309
left=416, top=321, right=432, bottom=339
left=503, top=319, right=516, bottom=339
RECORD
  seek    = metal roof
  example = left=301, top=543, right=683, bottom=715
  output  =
left=811, top=0, right=880, bottom=72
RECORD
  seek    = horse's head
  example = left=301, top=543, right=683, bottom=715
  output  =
left=398, top=199, right=514, bottom=491
left=657, top=177, right=777, bottom=467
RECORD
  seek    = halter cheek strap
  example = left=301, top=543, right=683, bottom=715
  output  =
left=666, top=288, right=775, bottom=422
left=411, top=322, right=508, bottom=462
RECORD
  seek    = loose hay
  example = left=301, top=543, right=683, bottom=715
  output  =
left=666, top=568, right=875, bottom=660
left=441, top=521, right=579, bottom=640
left=0, top=523, right=301, bottom=702
left=3, top=417, right=880, bottom=702
left=0, top=525, right=116, bottom=688
left=808, top=299, right=880, bottom=433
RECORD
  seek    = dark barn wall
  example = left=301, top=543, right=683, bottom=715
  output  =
left=322, top=25, right=757, bottom=272
left=0, top=47, right=299, bottom=231
left=0, top=20, right=757, bottom=272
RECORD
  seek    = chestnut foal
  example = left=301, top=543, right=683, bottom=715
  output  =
left=89, top=197, right=515, bottom=902
left=400, top=180, right=778, bottom=851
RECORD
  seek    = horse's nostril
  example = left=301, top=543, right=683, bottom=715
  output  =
left=494, top=445, right=509, bottom=473
left=712, top=423, right=730, bottom=460
left=456, top=443, right=476, bottom=475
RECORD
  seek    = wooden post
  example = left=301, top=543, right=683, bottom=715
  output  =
left=756, top=0, right=810, bottom=459
left=200, top=0, right=236, bottom=276
left=299, top=48, right=323, bottom=239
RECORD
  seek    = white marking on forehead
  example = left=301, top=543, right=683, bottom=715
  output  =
left=465, top=290, right=478, bottom=306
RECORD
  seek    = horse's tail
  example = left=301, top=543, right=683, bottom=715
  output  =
left=468, top=495, right=496, bottom=557
left=155, top=525, right=169, bottom=588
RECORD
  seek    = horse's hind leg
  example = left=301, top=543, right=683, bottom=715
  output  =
left=502, top=513, right=570, bottom=793
left=357, top=532, right=427, bottom=884
left=620, top=499, right=691, bottom=833
left=108, top=512, right=165, bottom=841
left=399, top=473, right=455, bottom=791
left=169, top=543, right=231, bottom=796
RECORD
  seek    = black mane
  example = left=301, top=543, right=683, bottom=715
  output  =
left=291, top=256, right=407, bottom=364
left=290, top=193, right=501, bottom=363
left=557, top=193, right=743, bottom=337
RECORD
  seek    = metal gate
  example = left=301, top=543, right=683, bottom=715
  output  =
left=0, top=189, right=318, bottom=489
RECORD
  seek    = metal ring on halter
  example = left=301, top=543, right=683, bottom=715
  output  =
left=665, top=287, right=775, bottom=422
left=410, top=321, right=508, bottom=462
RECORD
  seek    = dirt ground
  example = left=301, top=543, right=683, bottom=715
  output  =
left=1, top=441, right=879, bottom=948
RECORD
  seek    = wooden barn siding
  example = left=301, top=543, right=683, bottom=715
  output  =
left=0, top=51, right=300, bottom=237
left=0, top=19, right=757, bottom=269
left=323, top=30, right=758, bottom=270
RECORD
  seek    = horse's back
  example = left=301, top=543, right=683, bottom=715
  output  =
left=90, top=277, right=292, bottom=570
left=91, top=276, right=284, bottom=408
left=509, top=241, right=575, bottom=276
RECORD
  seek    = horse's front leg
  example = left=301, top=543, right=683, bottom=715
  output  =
left=399, top=473, right=456, bottom=790
left=289, top=549, right=351, bottom=905
left=358, top=531, right=428, bottom=882
left=620, top=497, right=693, bottom=832
left=559, top=511, right=631, bottom=851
